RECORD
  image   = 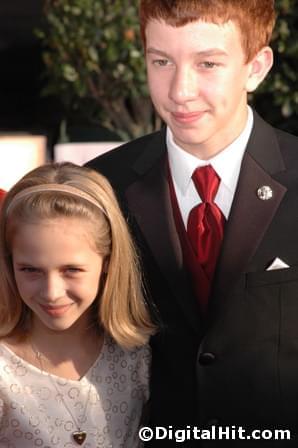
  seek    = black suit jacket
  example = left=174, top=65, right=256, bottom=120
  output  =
left=87, top=111, right=298, bottom=446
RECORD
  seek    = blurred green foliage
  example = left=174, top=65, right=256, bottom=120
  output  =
left=37, top=0, right=298, bottom=140
left=37, top=0, right=153, bottom=140
left=252, top=0, right=298, bottom=134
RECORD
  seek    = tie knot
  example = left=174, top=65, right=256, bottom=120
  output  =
left=192, top=165, right=220, bottom=203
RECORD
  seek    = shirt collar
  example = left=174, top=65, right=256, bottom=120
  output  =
left=167, top=106, right=254, bottom=195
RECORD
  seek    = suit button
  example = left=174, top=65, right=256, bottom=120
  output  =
left=198, top=352, right=216, bottom=365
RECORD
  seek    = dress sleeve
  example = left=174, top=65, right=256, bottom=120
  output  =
left=136, top=344, right=151, bottom=431
left=138, top=344, right=151, bottom=403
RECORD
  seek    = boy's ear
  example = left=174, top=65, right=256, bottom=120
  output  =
left=245, top=46, right=273, bottom=93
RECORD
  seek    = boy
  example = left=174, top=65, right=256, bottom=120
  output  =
left=87, top=1, right=298, bottom=445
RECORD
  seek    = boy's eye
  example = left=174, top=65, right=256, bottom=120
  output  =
left=153, top=59, right=170, bottom=67
left=65, top=267, right=83, bottom=274
left=200, top=61, right=217, bottom=69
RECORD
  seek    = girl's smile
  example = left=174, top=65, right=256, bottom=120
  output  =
left=12, top=217, right=104, bottom=333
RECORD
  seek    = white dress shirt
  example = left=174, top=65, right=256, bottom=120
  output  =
left=167, top=106, right=254, bottom=227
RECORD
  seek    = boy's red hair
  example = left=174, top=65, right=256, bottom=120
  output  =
left=139, top=0, right=276, bottom=62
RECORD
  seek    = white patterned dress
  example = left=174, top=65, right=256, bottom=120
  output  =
left=0, top=335, right=150, bottom=447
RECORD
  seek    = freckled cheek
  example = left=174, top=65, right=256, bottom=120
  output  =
left=147, top=70, right=174, bottom=119
left=202, top=83, right=230, bottom=110
left=149, top=85, right=171, bottom=118
left=147, top=71, right=167, bottom=97
left=202, top=78, right=222, bottom=96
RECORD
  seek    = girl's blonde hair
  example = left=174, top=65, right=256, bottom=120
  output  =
left=0, top=162, right=155, bottom=349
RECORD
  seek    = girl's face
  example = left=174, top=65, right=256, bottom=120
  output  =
left=11, top=217, right=105, bottom=333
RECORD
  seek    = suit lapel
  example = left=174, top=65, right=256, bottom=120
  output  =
left=125, top=135, right=201, bottom=333
left=124, top=114, right=288, bottom=322
left=213, top=112, right=287, bottom=300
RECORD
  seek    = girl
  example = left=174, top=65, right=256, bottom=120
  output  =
left=0, top=162, right=155, bottom=447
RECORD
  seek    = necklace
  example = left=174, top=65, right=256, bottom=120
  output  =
left=32, top=345, right=92, bottom=446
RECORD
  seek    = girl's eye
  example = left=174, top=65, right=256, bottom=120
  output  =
left=21, top=267, right=39, bottom=273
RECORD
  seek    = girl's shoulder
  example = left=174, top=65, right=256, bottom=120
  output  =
left=0, top=340, right=32, bottom=374
left=95, top=335, right=150, bottom=399
left=0, top=339, right=19, bottom=362
left=104, top=333, right=151, bottom=362
left=101, top=334, right=151, bottom=381
left=0, top=338, right=33, bottom=365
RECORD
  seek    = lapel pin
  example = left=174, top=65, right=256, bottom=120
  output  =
left=257, top=186, right=273, bottom=201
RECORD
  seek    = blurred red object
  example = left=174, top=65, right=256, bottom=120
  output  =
left=0, top=189, right=6, bottom=203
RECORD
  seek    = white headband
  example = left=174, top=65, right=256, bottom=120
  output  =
left=6, top=184, right=107, bottom=216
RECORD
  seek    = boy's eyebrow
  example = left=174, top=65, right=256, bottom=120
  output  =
left=146, top=48, right=171, bottom=57
left=146, top=47, right=228, bottom=58
left=195, top=49, right=228, bottom=57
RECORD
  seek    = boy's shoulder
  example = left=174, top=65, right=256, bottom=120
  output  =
left=86, top=128, right=166, bottom=170
left=85, top=129, right=167, bottom=189
left=253, top=110, right=298, bottom=168
left=275, top=126, right=298, bottom=168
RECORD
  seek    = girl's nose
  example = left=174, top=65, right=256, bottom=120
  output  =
left=39, top=273, right=65, bottom=302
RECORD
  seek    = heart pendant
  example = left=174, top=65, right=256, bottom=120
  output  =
left=72, top=430, right=87, bottom=445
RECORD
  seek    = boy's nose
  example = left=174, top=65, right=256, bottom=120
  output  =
left=169, top=67, right=198, bottom=104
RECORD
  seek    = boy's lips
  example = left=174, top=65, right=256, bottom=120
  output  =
left=171, top=111, right=205, bottom=123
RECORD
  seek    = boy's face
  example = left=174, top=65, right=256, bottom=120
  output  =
left=145, top=19, right=263, bottom=158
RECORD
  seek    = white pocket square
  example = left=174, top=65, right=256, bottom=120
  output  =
left=266, top=257, right=290, bottom=271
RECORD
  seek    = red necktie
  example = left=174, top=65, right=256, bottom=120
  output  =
left=187, top=165, right=225, bottom=283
